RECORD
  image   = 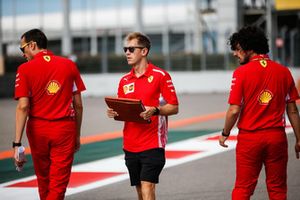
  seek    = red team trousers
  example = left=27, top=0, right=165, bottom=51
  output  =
left=232, top=128, right=288, bottom=200
left=26, top=118, right=76, bottom=200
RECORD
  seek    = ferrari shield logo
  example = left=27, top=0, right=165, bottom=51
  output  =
left=259, top=59, right=267, bottom=68
left=43, top=55, right=51, bottom=62
left=148, top=76, right=154, bottom=83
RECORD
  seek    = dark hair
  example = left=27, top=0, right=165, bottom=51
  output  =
left=229, top=26, right=269, bottom=54
left=125, top=32, right=151, bottom=52
left=21, top=29, right=48, bottom=49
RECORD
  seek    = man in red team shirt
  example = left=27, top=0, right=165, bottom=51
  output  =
left=219, top=26, right=300, bottom=200
left=107, top=32, right=179, bottom=200
left=13, top=29, right=86, bottom=200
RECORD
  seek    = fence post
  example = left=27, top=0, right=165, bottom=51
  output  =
left=101, top=31, right=108, bottom=73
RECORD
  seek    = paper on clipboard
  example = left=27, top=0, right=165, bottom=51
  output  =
left=105, top=97, right=151, bottom=124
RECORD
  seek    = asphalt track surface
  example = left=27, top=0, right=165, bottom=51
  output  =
left=1, top=93, right=300, bottom=199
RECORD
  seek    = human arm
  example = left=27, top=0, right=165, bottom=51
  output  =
left=140, top=104, right=178, bottom=121
left=107, top=79, right=124, bottom=119
left=157, top=104, right=178, bottom=116
left=71, top=61, right=86, bottom=152
left=219, top=104, right=241, bottom=148
left=286, top=102, right=300, bottom=159
left=140, top=71, right=179, bottom=120
left=14, top=97, right=29, bottom=167
left=73, top=93, right=83, bottom=152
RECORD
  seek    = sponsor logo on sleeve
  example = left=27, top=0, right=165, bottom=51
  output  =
left=230, top=77, right=236, bottom=91
left=166, top=79, right=176, bottom=92
left=15, top=73, right=20, bottom=87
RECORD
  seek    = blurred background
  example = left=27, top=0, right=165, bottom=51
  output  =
left=2, top=2, right=300, bottom=198
left=0, top=0, right=300, bottom=97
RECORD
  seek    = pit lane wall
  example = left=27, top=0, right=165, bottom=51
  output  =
left=82, top=68, right=300, bottom=97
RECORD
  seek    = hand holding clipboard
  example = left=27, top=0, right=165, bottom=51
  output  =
left=105, top=97, right=151, bottom=124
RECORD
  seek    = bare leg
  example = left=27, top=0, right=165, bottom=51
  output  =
left=135, top=185, right=143, bottom=200
left=140, top=181, right=156, bottom=200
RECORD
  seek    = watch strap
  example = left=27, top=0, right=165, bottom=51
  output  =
left=221, top=129, right=230, bottom=137
left=13, top=142, right=22, bottom=148
left=153, top=107, right=160, bottom=115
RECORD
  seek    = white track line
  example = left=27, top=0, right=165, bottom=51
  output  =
left=0, top=126, right=294, bottom=199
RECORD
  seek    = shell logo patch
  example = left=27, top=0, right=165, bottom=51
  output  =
left=123, top=82, right=135, bottom=95
left=148, top=75, right=154, bottom=83
left=258, top=90, right=273, bottom=105
left=46, top=80, right=61, bottom=95
left=43, top=55, right=51, bottom=62
left=259, top=59, right=267, bottom=68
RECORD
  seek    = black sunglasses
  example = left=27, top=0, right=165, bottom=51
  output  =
left=123, top=46, right=144, bottom=53
left=19, top=41, right=32, bottom=53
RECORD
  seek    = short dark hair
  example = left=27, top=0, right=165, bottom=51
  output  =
left=125, top=32, right=151, bottom=52
left=21, top=29, right=48, bottom=49
left=229, top=26, right=269, bottom=54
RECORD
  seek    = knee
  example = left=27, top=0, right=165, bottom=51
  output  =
left=141, top=181, right=155, bottom=199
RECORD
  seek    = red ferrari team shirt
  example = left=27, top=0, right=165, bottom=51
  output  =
left=15, top=50, right=86, bottom=120
left=229, top=54, right=299, bottom=131
left=118, top=62, right=178, bottom=152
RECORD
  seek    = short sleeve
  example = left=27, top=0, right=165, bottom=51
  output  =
left=160, top=72, right=178, bottom=105
left=117, top=79, right=125, bottom=98
left=14, top=66, right=30, bottom=100
left=71, top=62, right=86, bottom=94
left=286, top=70, right=300, bottom=103
left=228, top=69, right=243, bottom=105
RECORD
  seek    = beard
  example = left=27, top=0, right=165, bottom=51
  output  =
left=239, top=53, right=251, bottom=65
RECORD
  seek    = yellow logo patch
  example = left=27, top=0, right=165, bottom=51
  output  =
left=123, top=83, right=135, bottom=95
left=258, top=90, right=273, bottom=105
left=46, top=80, right=61, bottom=95
left=148, top=76, right=154, bottom=83
left=43, top=55, right=51, bottom=62
left=259, top=59, right=267, bottom=68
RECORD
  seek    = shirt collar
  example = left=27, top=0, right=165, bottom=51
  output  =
left=250, top=54, right=269, bottom=62
left=144, top=62, right=154, bottom=77
left=33, top=50, right=54, bottom=59
left=129, top=62, right=154, bottom=78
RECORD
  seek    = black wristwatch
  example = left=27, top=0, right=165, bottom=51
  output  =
left=221, top=129, right=230, bottom=137
left=12, top=142, right=22, bottom=148
left=153, top=107, right=160, bottom=115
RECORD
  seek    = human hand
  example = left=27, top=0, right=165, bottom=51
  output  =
left=140, top=106, right=156, bottom=121
left=219, top=135, right=229, bottom=148
left=107, top=107, right=118, bottom=118
left=14, top=147, right=27, bottom=170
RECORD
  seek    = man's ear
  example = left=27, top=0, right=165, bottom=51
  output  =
left=32, top=42, right=37, bottom=51
left=142, top=48, right=148, bottom=56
